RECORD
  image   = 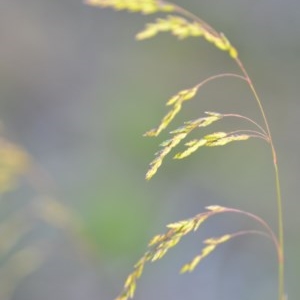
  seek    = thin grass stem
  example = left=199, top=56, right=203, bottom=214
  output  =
left=235, top=57, right=285, bottom=300
left=195, top=73, right=247, bottom=90
left=229, top=229, right=273, bottom=242
left=226, top=129, right=268, bottom=141
left=223, top=113, right=268, bottom=137
left=223, top=207, right=280, bottom=259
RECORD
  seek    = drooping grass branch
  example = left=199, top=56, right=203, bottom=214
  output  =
left=85, top=1, right=285, bottom=299
left=114, top=205, right=280, bottom=300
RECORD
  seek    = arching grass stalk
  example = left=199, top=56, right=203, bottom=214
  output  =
left=85, top=1, right=285, bottom=299
left=235, top=56, right=285, bottom=300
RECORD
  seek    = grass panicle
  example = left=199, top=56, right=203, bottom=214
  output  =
left=85, top=1, right=286, bottom=299
left=115, top=205, right=280, bottom=300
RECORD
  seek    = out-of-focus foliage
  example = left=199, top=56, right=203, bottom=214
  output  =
left=0, top=136, right=82, bottom=299
left=0, top=138, right=29, bottom=193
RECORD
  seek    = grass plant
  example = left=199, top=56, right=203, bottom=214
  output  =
left=85, top=1, right=286, bottom=299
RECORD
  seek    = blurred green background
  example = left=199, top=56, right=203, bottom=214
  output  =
left=0, top=0, right=299, bottom=299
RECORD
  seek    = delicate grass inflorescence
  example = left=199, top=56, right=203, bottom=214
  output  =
left=85, top=1, right=286, bottom=299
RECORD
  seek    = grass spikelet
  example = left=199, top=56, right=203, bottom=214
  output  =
left=144, top=102, right=182, bottom=137
left=174, top=132, right=251, bottom=159
left=148, top=234, right=165, bottom=246
left=145, top=132, right=186, bottom=180
left=144, top=86, right=199, bottom=137
left=204, top=234, right=231, bottom=245
left=136, top=15, right=205, bottom=40
left=84, top=0, right=175, bottom=14
left=146, top=113, right=223, bottom=179
left=180, top=244, right=216, bottom=273
left=206, top=132, right=250, bottom=147
left=206, top=205, right=227, bottom=212
left=166, top=87, right=198, bottom=106
left=180, top=233, right=244, bottom=273
left=174, top=139, right=207, bottom=159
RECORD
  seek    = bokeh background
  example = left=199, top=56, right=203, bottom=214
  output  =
left=0, top=0, right=299, bottom=299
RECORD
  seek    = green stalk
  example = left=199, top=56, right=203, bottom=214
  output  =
left=274, top=162, right=285, bottom=300
left=235, top=57, right=285, bottom=300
